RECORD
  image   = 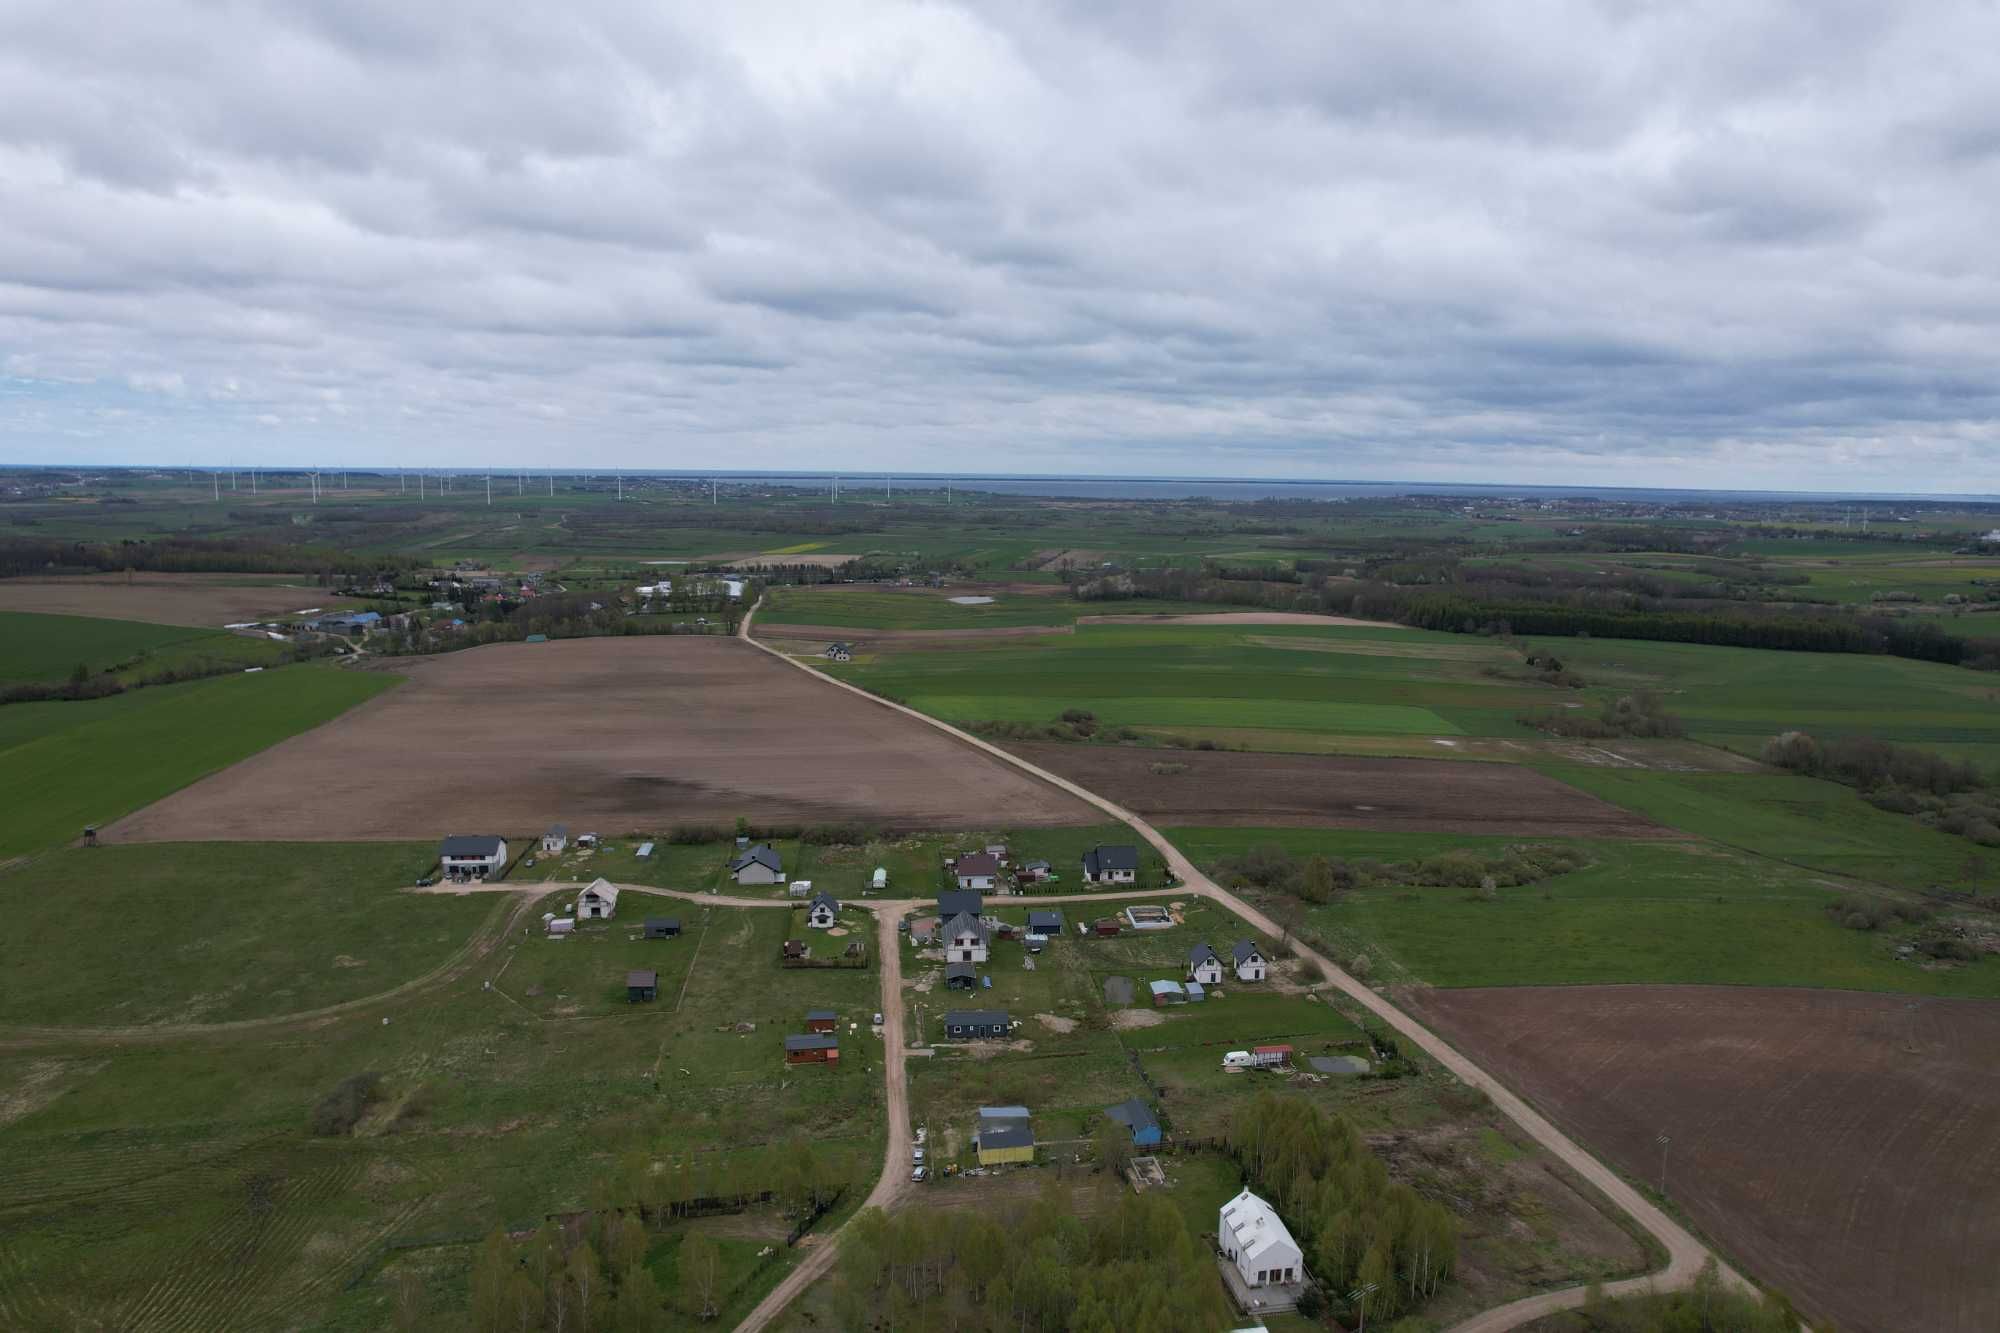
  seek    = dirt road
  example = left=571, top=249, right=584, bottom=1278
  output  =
left=735, top=599, right=1751, bottom=1333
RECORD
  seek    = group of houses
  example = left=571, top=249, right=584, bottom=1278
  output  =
left=938, top=842, right=1134, bottom=896
left=1187, top=940, right=1268, bottom=985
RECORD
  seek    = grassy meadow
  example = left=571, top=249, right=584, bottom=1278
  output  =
left=1168, top=828, right=2000, bottom=998
left=0, top=611, right=266, bottom=682
left=0, top=664, right=399, bottom=857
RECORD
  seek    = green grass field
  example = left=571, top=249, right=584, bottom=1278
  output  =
left=0, top=843, right=494, bottom=1026
left=0, top=665, right=400, bottom=857
left=0, top=864, right=884, bottom=1330
left=759, top=584, right=1229, bottom=629
left=1167, top=827, right=2000, bottom=997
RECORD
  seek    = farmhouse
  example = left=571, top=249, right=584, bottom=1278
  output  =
left=577, top=878, right=620, bottom=919
left=1232, top=940, right=1267, bottom=982
left=439, top=834, right=507, bottom=881
left=730, top=843, right=784, bottom=885
left=1028, top=909, right=1064, bottom=936
left=944, top=961, right=978, bottom=990
left=1082, top=843, right=1139, bottom=885
left=1218, top=1188, right=1304, bottom=1290
left=952, top=852, right=1001, bottom=890
left=1104, top=1098, right=1162, bottom=1147
left=784, top=1034, right=839, bottom=1064
left=944, top=1009, right=1011, bottom=1040
left=643, top=918, right=680, bottom=939
left=805, top=1009, right=838, bottom=1033
left=942, top=910, right=989, bottom=964
left=1188, top=943, right=1225, bottom=985
left=975, top=1108, right=1035, bottom=1166
left=823, top=642, right=853, bottom=662
left=806, top=891, right=841, bottom=929
left=937, top=890, right=983, bottom=919
left=626, top=970, right=658, bottom=1003
left=540, top=823, right=569, bottom=855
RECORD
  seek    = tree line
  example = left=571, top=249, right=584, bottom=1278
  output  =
left=828, top=1180, right=1232, bottom=1332
left=1227, top=1091, right=1457, bottom=1323
left=0, top=535, right=414, bottom=580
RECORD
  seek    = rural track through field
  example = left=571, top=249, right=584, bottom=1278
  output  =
left=736, top=597, right=1756, bottom=1333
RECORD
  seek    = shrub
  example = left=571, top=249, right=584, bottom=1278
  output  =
left=1916, top=934, right=1980, bottom=963
left=667, top=825, right=726, bottom=845
left=1148, top=761, right=1190, bottom=776
left=1348, top=954, right=1371, bottom=980
left=310, top=1072, right=382, bottom=1136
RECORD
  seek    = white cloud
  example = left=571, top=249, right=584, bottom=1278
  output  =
left=0, top=0, right=1996, bottom=490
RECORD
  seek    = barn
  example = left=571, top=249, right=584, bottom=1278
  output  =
left=577, top=878, right=620, bottom=920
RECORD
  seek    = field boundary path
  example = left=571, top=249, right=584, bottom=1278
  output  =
left=737, top=597, right=1753, bottom=1333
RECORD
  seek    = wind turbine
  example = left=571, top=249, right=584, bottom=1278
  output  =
left=212, top=471, right=220, bottom=501
left=486, top=474, right=493, bottom=506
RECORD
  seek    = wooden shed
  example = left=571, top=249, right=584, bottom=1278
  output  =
left=626, top=970, right=659, bottom=1003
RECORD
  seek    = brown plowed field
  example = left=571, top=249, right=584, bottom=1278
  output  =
left=103, top=637, right=1097, bottom=842
left=0, top=574, right=361, bottom=626
left=1405, top=985, right=2000, bottom=1333
left=1004, top=744, right=1669, bottom=837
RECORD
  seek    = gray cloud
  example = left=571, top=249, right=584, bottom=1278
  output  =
left=0, top=0, right=1996, bottom=489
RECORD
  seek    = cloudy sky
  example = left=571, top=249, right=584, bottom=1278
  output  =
left=2, top=2, right=1997, bottom=491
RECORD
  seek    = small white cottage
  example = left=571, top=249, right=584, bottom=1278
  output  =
left=806, top=891, right=840, bottom=929
left=1188, top=942, right=1225, bottom=985
left=1232, top=940, right=1267, bottom=982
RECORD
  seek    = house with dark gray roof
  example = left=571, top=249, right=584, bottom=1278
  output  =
left=1081, top=843, right=1139, bottom=885
left=1027, top=909, right=1064, bottom=936
left=626, top=970, right=658, bottom=1003
left=1232, top=939, right=1267, bottom=982
left=540, top=823, right=569, bottom=855
left=943, top=1009, right=1010, bottom=1040
left=643, top=918, right=680, bottom=939
left=439, top=835, right=507, bottom=880
left=937, top=889, right=983, bottom=919
left=943, top=910, right=988, bottom=963
left=1188, top=942, right=1224, bottom=985
left=730, top=843, right=784, bottom=885
left=784, top=1033, right=839, bottom=1064
left=944, top=961, right=977, bottom=990
left=806, top=891, right=840, bottom=929
left=1105, top=1098, right=1161, bottom=1147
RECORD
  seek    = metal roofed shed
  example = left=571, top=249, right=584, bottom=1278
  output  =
left=625, top=970, right=658, bottom=1002
left=643, top=918, right=680, bottom=939
left=1104, top=1098, right=1162, bottom=1147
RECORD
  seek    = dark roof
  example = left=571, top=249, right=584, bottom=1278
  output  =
left=941, top=911, right=987, bottom=941
left=729, top=844, right=783, bottom=873
left=945, top=1009, right=1009, bottom=1029
left=1027, top=910, right=1064, bottom=931
left=440, top=834, right=505, bottom=858
left=945, top=961, right=976, bottom=981
left=785, top=1034, right=838, bottom=1052
left=1189, top=942, right=1221, bottom=967
left=625, top=970, right=658, bottom=988
left=545, top=822, right=568, bottom=837
left=937, top=889, right=983, bottom=918
left=1104, top=1098, right=1159, bottom=1132
left=955, top=852, right=1001, bottom=878
left=1233, top=939, right=1263, bottom=963
left=979, top=1120, right=1035, bottom=1150
left=806, top=1009, right=837, bottom=1021
left=809, top=891, right=840, bottom=912
left=644, top=917, right=680, bottom=931
left=1022, top=858, right=1051, bottom=870
left=1083, top=844, right=1139, bottom=874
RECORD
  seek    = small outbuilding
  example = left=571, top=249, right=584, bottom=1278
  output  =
left=626, top=970, right=659, bottom=1003
left=806, top=891, right=840, bottom=929
left=541, top=823, right=569, bottom=855
left=785, top=1033, right=840, bottom=1064
left=944, top=1009, right=1011, bottom=1040
left=578, top=878, right=620, bottom=920
left=871, top=866, right=888, bottom=890
left=805, top=1009, right=838, bottom=1033
left=944, top=961, right=978, bottom=990
left=1149, top=979, right=1187, bottom=1006
left=1019, top=858, right=1052, bottom=882
left=1104, top=1098, right=1162, bottom=1148
left=730, top=843, right=785, bottom=885
left=1027, top=909, right=1065, bottom=936
left=643, top=918, right=681, bottom=939
left=1081, top=843, right=1139, bottom=886
left=976, top=1108, right=1036, bottom=1166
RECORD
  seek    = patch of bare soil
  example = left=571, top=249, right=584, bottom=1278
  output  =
left=1006, top=744, right=1670, bottom=838
left=1110, top=1009, right=1164, bottom=1030
left=1405, top=984, right=2000, bottom=1333
left=0, top=574, right=365, bottom=626
left=0, top=1058, right=106, bottom=1128
left=1034, top=1012, right=1078, bottom=1033
left=103, top=636, right=1098, bottom=842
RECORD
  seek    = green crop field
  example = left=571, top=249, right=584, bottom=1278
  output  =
left=758, top=584, right=1228, bottom=629
left=0, top=665, right=400, bottom=857
left=0, top=611, right=216, bottom=681
left=0, top=843, right=494, bottom=1026
left=1167, top=827, right=2000, bottom=997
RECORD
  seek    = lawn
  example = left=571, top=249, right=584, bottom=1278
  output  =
left=1166, top=827, right=2000, bottom=998
left=0, top=663, right=399, bottom=856
left=0, top=843, right=494, bottom=1026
